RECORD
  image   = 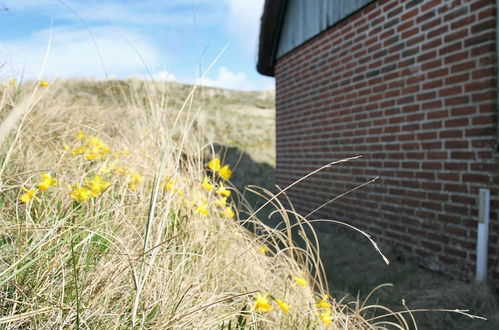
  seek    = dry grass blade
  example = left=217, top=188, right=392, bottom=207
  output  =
left=0, top=307, right=55, bottom=324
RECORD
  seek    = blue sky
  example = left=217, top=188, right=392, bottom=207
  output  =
left=0, top=0, right=274, bottom=90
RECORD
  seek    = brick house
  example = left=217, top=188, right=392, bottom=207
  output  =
left=257, top=0, right=499, bottom=285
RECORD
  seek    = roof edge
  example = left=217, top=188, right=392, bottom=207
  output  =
left=256, top=0, right=287, bottom=77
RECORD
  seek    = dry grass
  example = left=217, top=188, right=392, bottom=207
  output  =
left=0, top=78, right=440, bottom=329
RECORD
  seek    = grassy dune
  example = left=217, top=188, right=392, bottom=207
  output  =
left=0, top=79, right=403, bottom=329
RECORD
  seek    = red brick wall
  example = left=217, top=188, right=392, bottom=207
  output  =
left=274, top=0, right=499, bottom=284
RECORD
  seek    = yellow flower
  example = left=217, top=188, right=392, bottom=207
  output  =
left=254, top=293, right=272, bottom=313
left=202, top=176, right=213, bottom=191
left=85, top=175, right=110, bottom=197
left=259, top=245, right=270, bottom=255
left=85, top=151, right=101, bottom=161
left=127, top=170, right=143, bottom=191
left=197, top=203, right=209, bottom=217
left=71, top=146, right=88, bottom=156
left=85, top=137, right=110, bottom=160
left=63, top=143, right=70, bottom=151
left=116, top=166, right=129, bottom=176
left=292, top=275, right=308, bottom=287
left=214, top=196, right=227, bottom=208
left=76, top=131, right=85, bottom=140
left=112, top=149, right=130, bottom=158
left=39, top=79, right=49, bottom=87
left=275, top=298, right=290, bottom=314
left=207, top=158, right=221, bottom=171
left=221, top=206, right=235, bottom=218
left=319, top=310, right=333, bottom=326
left=217, top=184, right=231, bottom=197
left=317, top=295, right=332, bottom=310
left=218, top=165, right=232, bottom=180
left=164, top=178, right=174, bottom=191
left=37, top=173, right=57, bottom=191
left=19, top=188, right=36, bottom=203
left=70, top=184, right=90, bottom=202
left=4, top=78, right=16, bottom=87
left=128, top=182, right=138, bottom=191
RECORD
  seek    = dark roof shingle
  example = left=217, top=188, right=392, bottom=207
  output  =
left=256, top=0, right=287, bottom=77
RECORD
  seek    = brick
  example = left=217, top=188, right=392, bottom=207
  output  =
left=439, top=130, right=463, bottom=138
left=427, top=68, right=448, bottom=79
left=439, top=86, right=462, bottom=97
left=427, top=25, right=449, bottom=39
left=444, top=96, right=469, bottom=106
left=451, top=151, right=475, bottom=160
left=418, top=50, right=437, bottom=62
left=462, top=174, right=490, bottom=183
left=450, top=15, right=476, bottom=30
left=445, top=118, right=469, bottom=127
left=422, top=0, right=440, bottom=11
left=405, top=0, right=423, bottom=9
left=445, top=139, right=469, bottom=148
left=472, top=68, right=495, bottom=79
left=465, top=80, right=495, bottom=92
left=439, top=41, right=462, bottom=56
left=471, top=19, right=496, bottom=34
left=465, top=31, right=496, bottom=47
left=443, top=6, right=468, bottom=22
left=445, top=73, right=469, bottom=85
left=444, top=50, right=469, bottom=64
left=417, top=10, right=436, bottom=24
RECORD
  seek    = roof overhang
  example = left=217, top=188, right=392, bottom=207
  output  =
left=256, top=0, right=288, bottom=77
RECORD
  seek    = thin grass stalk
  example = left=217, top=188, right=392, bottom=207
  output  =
left=69, top=228, right=81, bottom=329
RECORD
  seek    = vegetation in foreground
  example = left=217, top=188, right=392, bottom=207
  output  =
left=0, top=78, right=400, bottom=329
left=0, top=78, right=488, bottom=329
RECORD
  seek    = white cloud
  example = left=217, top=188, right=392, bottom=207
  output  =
left=151, top=71, right=177, bottom=81
left=225, top=0, right=265, bottom=57
left=200, top=66, right=272, bottom=91
left=0, top=25, right=163, bottom=80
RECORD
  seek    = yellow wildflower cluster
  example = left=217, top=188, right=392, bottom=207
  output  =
left=19, top=173, right=57, bottom=204
left=207, top=158, right=232, bottom=181
left=3, top=78, right=17, bottom=88
left=85, top=137, right=111, bottom=160
left=253, top=293, right=290, bottom=314
left=196, top=198, right=234, bottom=218
left=126, top=169, right=143, bottom=191
left=85, top=175, right=111, bottom=197
left=39, top=79, right=49, bottom=87
left=69, top=184, right=91, bottom=202
left=196, top=169, right=235, bottom=218
left=68, top=175, right=111, bottom=202
left=63, top=131, right=144, bottom=200
left=252, top=277, right=333, bottom=327
left=66, top=131, right=110, bottom=161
